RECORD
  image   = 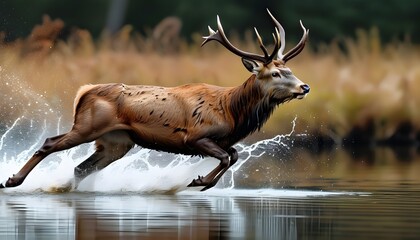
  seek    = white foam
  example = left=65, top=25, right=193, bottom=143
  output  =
left=179, top=188, right=357, bottom=197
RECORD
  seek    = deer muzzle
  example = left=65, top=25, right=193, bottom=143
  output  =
left=294, top=84, right=310, bottom=99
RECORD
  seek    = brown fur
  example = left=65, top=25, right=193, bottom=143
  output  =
left=73, top=84, right=95, bottom=117
left=72, top=82, right=235, bottom=154
left=70, top=67, right=299, bottom=154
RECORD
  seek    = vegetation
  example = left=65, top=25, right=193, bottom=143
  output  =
left=2, top=0, right=420, bottom=45
left=0, top=16, right=419, bottom=146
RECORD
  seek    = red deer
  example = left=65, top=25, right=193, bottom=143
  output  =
left=1, top=9, right=309, bottom=191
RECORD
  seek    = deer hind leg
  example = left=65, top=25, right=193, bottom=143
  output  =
left=74, top=130, right=134, bottom=188
left=0, top=98, right=129, bottom=189
left=187, top=138, right=239, bottom=191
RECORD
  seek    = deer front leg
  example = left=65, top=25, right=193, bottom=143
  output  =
left=187, top=138, right=237, bottom=191
left=200, top=147, right=238, bottom=191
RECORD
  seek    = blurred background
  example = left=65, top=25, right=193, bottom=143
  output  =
left=0, top=0, right=419, bottom=162
left=1, top=0, right=420, bottom=44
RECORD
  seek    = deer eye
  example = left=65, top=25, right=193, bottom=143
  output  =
left=271, top=72, right=280, bottom=78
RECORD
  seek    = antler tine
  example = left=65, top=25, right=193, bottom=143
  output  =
left=201, top=26, right=217, bottom=47
left=274, top=27, right=281, bottom=50
left=268, top=27, right=282, bottom=62
left=202, top=15, right=268, bottom=63
left=254, top=27, right=270, bottom=59
left=266, top=9, right=286, bottom=60
left=201, top=24, right=218, bottom=47
left=282, top=20, right=309, bottom=62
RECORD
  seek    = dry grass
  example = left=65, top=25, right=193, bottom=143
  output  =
left=0, top=19, right=419, bottom=139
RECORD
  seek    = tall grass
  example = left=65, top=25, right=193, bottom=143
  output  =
left=0, top=18, right=419, bottom=140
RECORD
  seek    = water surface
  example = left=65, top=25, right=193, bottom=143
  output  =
left=1, top=116, right=419, bottom=239
left=1, top=183, right=420, bottom=240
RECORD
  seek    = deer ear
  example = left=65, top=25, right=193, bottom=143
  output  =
left=241, top=58, right=261, bottom=73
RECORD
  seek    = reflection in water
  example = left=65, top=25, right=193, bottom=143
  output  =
left=1, top=187, right=420, bottom=239
left=0, top=192, right=330, bottom=239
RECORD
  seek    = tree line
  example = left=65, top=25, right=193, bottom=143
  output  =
left=1, top=0, right=419, bottom=45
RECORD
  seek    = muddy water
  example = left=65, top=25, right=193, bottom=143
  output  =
left=1, top=148, right=419, bottom=240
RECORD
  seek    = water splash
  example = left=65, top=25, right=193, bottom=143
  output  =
left=224, top=116, right=299, bottom=189
left=0, top=68, right=63, bottom=156
left=0, top=115, right=298, bottom=194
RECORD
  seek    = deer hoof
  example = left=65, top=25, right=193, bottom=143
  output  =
left=200, top=181, right=217, bottom=191
left=1, top=178, right=14, bottom=188
left=187, top=175, right=205, bottom=187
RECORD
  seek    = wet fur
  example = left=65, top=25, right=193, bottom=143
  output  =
left=72, top=74, right=282, bottom=155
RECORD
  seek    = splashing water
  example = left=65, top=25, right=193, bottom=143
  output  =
left=0, top=116, right=298, bottom=193
left=0, top=115, right=299, bottom=194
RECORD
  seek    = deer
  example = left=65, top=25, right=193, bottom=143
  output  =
left=0, top=9, right=309, bottom=191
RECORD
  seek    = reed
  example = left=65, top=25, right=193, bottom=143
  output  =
left=0, top=18, right=418, bottom=141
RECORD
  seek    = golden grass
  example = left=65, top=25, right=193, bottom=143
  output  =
left=0, top=22, right=419, bottom=139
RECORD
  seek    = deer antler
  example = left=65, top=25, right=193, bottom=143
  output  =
left=202, top=11, right=284, bottom=65
left=202, top=9, right=309, bottom=64
left=271, top=10, right=309, bottom=63
left=202, top=16, right=270, bottom=63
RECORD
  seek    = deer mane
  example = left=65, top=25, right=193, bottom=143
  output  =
left=228, top=75, right=277, bottom=141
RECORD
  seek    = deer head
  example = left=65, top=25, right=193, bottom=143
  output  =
left=202, top=9, right=310, bottom=103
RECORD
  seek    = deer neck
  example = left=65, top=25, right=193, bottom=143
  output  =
left=228, top=74, right=277, bottom=140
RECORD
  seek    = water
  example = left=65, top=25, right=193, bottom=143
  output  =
left=1, top=186, right=419, bottom=239
left=1, top=117, right=419, bottom=239
left=1, top=79, right=420, bottom=239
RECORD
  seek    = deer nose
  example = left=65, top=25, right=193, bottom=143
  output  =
left=300, top=84, right=310, bottom=94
